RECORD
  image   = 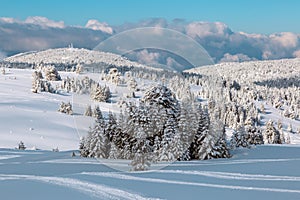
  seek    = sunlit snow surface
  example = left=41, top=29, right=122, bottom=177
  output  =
left=1, top=65, right=300, bottom=199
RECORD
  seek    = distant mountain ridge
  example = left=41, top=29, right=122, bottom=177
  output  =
left=4, top=47, right=158, bottom=70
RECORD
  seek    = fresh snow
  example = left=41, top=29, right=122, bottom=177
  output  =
left=0, top=68, right=80, bottom=150
left=4, top=48, right=160, bottom=71
left=1, top=146, right=300, bottom=199
left=0, top=55, right=300, bottom=199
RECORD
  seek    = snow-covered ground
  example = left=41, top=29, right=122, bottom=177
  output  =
left=1, top=58, right=300, bottom=199
left=4, top=48, right=158, bottom=70
left=1, top=146, right=300, bottom=199
left=0, top=64, right=299, bottom=149
left=0, top=68, right=157, bottom=150
left=0, top=69, right=79, bottom=150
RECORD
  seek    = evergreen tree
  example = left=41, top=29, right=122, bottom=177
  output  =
left=91, top=83, right=111, bottom=102
left=230, top=124, right=250, bottom=148
left=58, top=102, right=73, bottom=115
left=159, top=117, right=177, bottom=161
left=287, top=123, right=293, bottom=133
left=31, top=71, right=42, bottom=93
left=198, top=118, right=230, bottom=160
left=128, top=77, right=138, bottom=91
left=84, top=105, right=93, bottom=117
left=131, top=127, right=151, bottom=171
left=109, top=142, right=120, bottom=159
left=79, top=137, right=89, bottom=157
left=106, top=111, right=118, bottom=142
left=44, top=65, right=61, bottom=81
left=18, top=141, right=26, bottom=150
left=87, top=107, right=111, bottom=158
left=244, top=116, right=264, bottom=145
left=131, top=148, right=151, bottom=171
left=263, top=120, right=282, bottom=144
left=190, top=105, right=210, bottom=159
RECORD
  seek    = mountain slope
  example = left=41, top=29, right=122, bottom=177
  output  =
left=4, top=47, right=158, bottom=70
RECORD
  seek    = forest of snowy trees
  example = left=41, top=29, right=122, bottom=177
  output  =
left=79, top=85, right=230, bottom=170
left=3, top=50, right=299, bottom=171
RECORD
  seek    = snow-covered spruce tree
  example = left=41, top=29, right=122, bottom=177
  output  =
left=230, top=124, right=250, bottom=148
left=84, top=105, right=93, bottom=117
left=86, top=106, right=111, bottom=158
left=244, top=117, right=264, bottom=145
left=114, top=108, right=135, bottom=159
left=79, top=137, right=89, bottom=157
left=128, top=77, right=138, bottom=91
left=287, top=123, right=293, bottom=133
left=40, top=80, right=55, bottom=93
left=75, top=64, right=83, bottom=74
left=189, top=105, right=210, bottom=160
left=31, top=71, right=41, bottom=93
left=1, top=67, right=5, bottom=75
left=174, top=102, right=198, bottom=161
left=44, top=65, right=61, bottom=81
left=58, top=102, right=73, bottom=115
left=18, top=141, right=26, bottom=150
left=158, top=116, right=178, bottom=161
left=141, top=85, right=180, bottom=139
left=140, top=85, right=181, bottom=161
left=126, top=77, right=138, bottom=98
left=263, top=120, right=282, bottom=144
left=91, top=83, right=111, bottom=102
left=109, top=142, right=120, bottom=159
left=80, top=76, right=95, bottom=94
left=31, top=70, right=55, bottom=93
left=198, top=117, right=230, bottom=160
left=141, top=85, right=180, bottom=118
left=106, top=112, right=118, bottom=142
left=131, top=126, right=151, bottom=171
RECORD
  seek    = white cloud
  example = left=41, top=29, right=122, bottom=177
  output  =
left=166, top=57, right=184, bottom=71
left=135, top=49, right=160, bottom=64
left=185, top=21, right=230, bottom=38
left=25, top=16, right=65, bottom=29
left=0, top=17, right=19, bottom=24
left=220, top=53, right=255, bottom=63
left=293, top=50, right=300, bottom=58
left=85, top=20, right=113, bottom=34
left=269, top=32, right=298, bottom=48
left=238, top=31, right=265, bottom=39
left=262, top=50, right=273, bottom=60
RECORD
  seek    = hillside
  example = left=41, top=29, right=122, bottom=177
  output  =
left=186, top=58, right=300, bottom=137
left=186, top=58, right=300, bottom=84
left=0, top=56, right=299, bottom=150
left=4, top=47, right=158, bottom=70
left=1, top=56, right=300, bottom=199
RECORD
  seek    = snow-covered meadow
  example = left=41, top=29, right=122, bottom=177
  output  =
left=1, top=146, right=300, bottom=200
left=1, top=48, right=300, bottom=199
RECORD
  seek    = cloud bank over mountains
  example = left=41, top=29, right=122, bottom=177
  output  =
left=0, top=16, right=300, bottom=64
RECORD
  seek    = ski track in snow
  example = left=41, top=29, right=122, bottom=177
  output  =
left=82, top=172, right=300, bottom=194
left=0, top=174, right=160, bottom=200
left=32, top=157, right=300, bottom=167
left=156, top=170, right=300, bottom=181
left=0, top=155, right=20, bottom=160
left=150, top=158, right=300, bottom=167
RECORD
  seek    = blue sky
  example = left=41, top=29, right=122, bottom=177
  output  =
left=1, top=0, right=300, bottom=34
